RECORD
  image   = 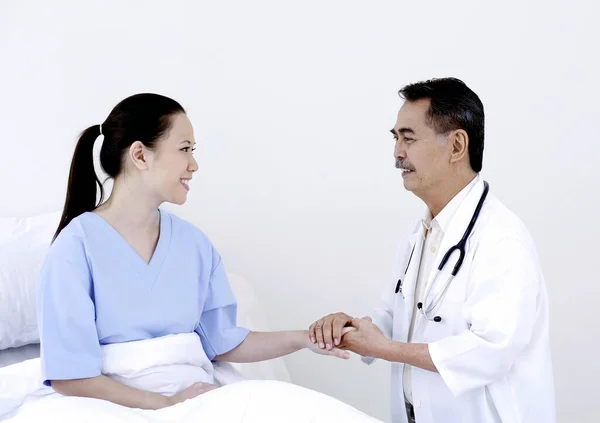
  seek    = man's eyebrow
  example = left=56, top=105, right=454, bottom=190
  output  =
left=390, top=128, right=415, bottom=137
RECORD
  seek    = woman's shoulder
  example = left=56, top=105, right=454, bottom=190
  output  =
left=47, top=212, right=104, bottom=256
left=38, top=215, right=97, bottom=287
left=161, top=209, right=214, bottom=249
left=50, top=214, right=86, bottom=246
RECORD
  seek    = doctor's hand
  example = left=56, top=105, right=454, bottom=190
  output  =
left=338, top=317, right=389, bottom=358
left=309, top=312, right=354, bottom=350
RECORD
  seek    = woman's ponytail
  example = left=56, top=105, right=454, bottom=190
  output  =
left=52, top=93, right=186, bottom=242
left=52, top=125, right=105, bottom=242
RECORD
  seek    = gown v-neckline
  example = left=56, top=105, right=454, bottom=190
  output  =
left=88, top=209, right=171, bottom=279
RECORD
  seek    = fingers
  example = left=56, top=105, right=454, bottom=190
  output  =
left=328, top=347, right=351, bottom=360
left=308, top=341, right=351, bottom=359
left=309, top=321, right=317, bottom=344
left=341, top=326, right=356, bottom=335
left=314, top=319, right=325, bottom=349
left=197, top=384, right=216, bottom=395
left=197, top=382, right=216, bottom=391
left=310, top=313, right=353, bottom=350
left=322, top=317, right=335, bottom=350
left=362, top=316, right=373, bottom=323
left=351, top=317, right=364, bottom=329
left=310, top=318, right=328, bottom=348
left=189, top=382, right=216, bottom=398
left=170, top=383, right=216, bottom=407
left=332, top=318, right=346, bottom=347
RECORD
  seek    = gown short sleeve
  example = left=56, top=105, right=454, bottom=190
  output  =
left=195, top=248, right=250, bottom=360
left=37, top=227, right=101, bottom=386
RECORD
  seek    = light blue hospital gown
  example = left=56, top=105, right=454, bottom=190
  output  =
left=36, top=209, right=250, bottom=386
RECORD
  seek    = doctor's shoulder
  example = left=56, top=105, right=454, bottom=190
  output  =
left=467, top=194, right=547, bottom=294
left=477, top=194, right=537, bottom=246
left=483, top=195, right=533, bottom=244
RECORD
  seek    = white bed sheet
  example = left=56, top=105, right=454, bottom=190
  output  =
left=0, top=333, right=381, bottom=423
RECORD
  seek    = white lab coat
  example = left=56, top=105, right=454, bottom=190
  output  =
left=364, top=178, right=556, bottom=423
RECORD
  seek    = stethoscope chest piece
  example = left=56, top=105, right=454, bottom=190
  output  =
left=417, top=301, right=442, bottom=322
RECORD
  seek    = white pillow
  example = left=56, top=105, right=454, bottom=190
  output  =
left=0, top=211, right=61, bottom=350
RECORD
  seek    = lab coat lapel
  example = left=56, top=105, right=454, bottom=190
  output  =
left=400, top=227, right=425, bottom=338
left=426, top=179, right=486, bottom=294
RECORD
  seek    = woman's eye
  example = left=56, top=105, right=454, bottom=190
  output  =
left=181, top=147, right=190, bottom=152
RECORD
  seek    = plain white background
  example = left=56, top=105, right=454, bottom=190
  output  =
left=0, top=1, right=598, bottom=421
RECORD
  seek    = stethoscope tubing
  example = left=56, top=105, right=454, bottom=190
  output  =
left=397, top=181, right=490, bottom=323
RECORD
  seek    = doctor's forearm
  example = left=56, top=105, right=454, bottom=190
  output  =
left=379, top=341, right=438, bottom=373
left=215, top=330, right=306, bottom=362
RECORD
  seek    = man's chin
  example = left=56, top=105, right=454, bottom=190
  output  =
left=402, top=178, right=416, bottom=192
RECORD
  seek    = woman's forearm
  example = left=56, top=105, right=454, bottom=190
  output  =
left=215, top=330, right=308, bottom=363
left=51, top=375, right=171, bottom=409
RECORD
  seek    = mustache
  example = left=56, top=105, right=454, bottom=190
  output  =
left=395, top=159, right=414, bottom=171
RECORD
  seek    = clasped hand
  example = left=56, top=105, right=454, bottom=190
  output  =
left=308, top=312, right=388, bottom=358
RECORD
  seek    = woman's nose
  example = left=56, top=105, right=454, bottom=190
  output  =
left=189, top=156, right=199, bottom=172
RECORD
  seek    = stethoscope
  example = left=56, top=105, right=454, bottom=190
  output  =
left=395, top=181, right=490, bottom=323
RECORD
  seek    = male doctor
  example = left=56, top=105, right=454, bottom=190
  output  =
left=309, top=77, right=556, bottom=423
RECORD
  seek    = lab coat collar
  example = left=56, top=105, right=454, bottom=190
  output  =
left=425, top=176, right=488, bottom=292
left=400, top=227, right=425, bottom=341
left=422, top=175, right=481, bottom=235
left=404, top=228, right=425, bottom=298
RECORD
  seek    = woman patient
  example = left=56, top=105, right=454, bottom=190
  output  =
left=37, top=93, right=347, bottom=410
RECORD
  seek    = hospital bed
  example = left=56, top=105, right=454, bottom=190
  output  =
left=0, top=211, right=381, bottom=422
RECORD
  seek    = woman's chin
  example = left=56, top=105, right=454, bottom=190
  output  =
left=165, top=191, right=188, bottom=206
left=173, top=196, right=188, bottom=206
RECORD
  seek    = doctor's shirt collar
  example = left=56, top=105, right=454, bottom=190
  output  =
left=422, top=174, right=481, bottom=235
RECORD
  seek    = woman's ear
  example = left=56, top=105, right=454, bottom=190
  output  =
left=450, top=129, right=469, bottom=164
left=128, top=141, right=149, bottom=170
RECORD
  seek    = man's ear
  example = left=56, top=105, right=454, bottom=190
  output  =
left=449, top=129, right=469, bottom=164
left=128, top=141, right=149, bottom=170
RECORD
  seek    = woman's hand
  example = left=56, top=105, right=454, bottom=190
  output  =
left=303, top=328, right=354, bottom=359
left=166, top=382, right=217, bottom=407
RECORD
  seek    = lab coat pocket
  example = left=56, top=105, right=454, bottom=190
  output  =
left=421, top=295, right=471, bottom=342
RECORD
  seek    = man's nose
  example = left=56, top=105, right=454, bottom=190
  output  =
left=394, top=139, right=406, bottom=159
